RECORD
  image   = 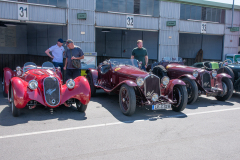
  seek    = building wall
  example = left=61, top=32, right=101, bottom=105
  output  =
left=0, top=25, right=28, bottom=55
left=67, top=0, right=95, bottom=53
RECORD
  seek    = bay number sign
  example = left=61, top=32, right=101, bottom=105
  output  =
left=201, top=23, right=206, bottom=34
left=126, top=15, right=134, bottom=28
left=18, top=4, right=29, bottom=21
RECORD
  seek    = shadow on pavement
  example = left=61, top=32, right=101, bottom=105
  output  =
left=90, top=89, right=188, bottom=123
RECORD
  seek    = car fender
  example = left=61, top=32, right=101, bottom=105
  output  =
left=215, top=73, right=232, bottom=89
left=164, top=79, right=186, bottom=100
left=86, top=68, right=98, bottom=85
left=108, top=80, right=138, bottom=94
left=61, top=76, right=91, bottom=105
left=3, top=67, right=14, bottom=95
left=178, top=74, right=196, bottom=80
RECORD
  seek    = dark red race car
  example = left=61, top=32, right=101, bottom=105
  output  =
left=86, top=59, right=188, bottom=116
left=149, top=57, right=233, bottom=104
left=2, top=62, right=91, bottom=117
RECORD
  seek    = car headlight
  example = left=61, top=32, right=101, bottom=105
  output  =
left=136, top=77, right=144, bottom=87
left=16, top=70, right=22, bottom=76
left=66, top=79, right=75, bottom=89
left=161, top=76, right=170, bottom=86
left=212, top=70, right=217, bottom=77
left=193, top=70, right=198, bottom=78
left=16, top=66, right=21, bottom=71
left=28, top=80, right=38, bottom=90
left=57, top=67, right=61, bottom=71
left=152, top=93, right=159, bottom=102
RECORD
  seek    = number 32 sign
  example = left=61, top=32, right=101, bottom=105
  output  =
left=18, top=4, right=29, bottom=20
left=126, top=15, right=134, bottom=28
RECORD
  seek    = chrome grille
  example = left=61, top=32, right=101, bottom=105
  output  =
left=43, top=77, right=60, bottom=106
left=144, top=74, right=161, bottom=99
left=202, top=72, right=211, bottom=89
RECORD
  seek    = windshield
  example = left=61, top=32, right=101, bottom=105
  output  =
left=226, top=56, right=233, bottom=62
left=109, top=59, right=138, bottom=68
left=23, top=62, right=37, bottom=72
left=42, top=62, right=55, bottom=71
left=162, top=57, right=182, bottom=62
left=236, top=58, right=240, bottom=64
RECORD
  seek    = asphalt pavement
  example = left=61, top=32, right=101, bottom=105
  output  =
left=0, top=89, right=240, bottom=160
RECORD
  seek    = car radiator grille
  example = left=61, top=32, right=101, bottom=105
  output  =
left=144, top=75, right=161, bottom=99
left=202, top=72, right=211, bottom=89
left=44, top=77, right=60, bottom=106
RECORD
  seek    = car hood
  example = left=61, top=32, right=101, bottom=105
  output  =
left=113, top=65, right=149, bottom=78
left=166, top=63, right=205, bottom=73
left=24, top=69, right=61, bottom=82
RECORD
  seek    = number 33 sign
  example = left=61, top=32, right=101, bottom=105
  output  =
left=18, top=4, right=29, bottom=20
left=126, top=15, right=134, bottom=28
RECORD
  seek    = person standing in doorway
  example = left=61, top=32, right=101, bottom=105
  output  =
left=131, top=40, right=148, bottom=71
left=63, top=39, right=84, bottom=80
left=45, top=38, right=65, bottom=71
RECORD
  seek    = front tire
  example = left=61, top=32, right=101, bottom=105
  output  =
left=119, top=84, right=136, bottom=116
left=217, top=66, right=235, bottom=83
left=76, top=100, right=88, bottom=112
left=181, top=77, right=198, bottom=104
left=11, top=87, right=20, bottom=117
left=215, top=78, right=233, bottom=101
left=172, top=85, right=188, bottom=112
left=86, top=72, right=96, bottom=97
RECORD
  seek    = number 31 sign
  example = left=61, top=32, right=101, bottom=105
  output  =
left=18, top=4, right=29, bottom=20
left=126, top=15, right=134, bottom=28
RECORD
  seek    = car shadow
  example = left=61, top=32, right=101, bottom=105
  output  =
left=90, top=89, right=188, bottom=123
left=186, top=95, right=237, bottom=110
left=0, top=100, right=87, bottom=127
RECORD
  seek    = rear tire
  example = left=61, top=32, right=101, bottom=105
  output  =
left=152, top=65, right=167, bottom=79
left=119, top=84, right=136, bottom=116
left=11, top=87, right=20, bottom=117
left=217, top=66, right=234, bottom=83
left=181, top=77, right=198, bottom=104
left=76, top=100, right=88, bottom=112
left=86, top=72, right=96, bottom=97
left=172, top=85, right=188, bottom=112
left=215, top=78, right=233, bottom=101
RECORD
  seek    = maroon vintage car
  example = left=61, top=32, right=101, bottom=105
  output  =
left=150, top=57, right=233, bottom=104
left=86, top=59, right=188, bottom=116
left=2, top=62, right=91, bottom=117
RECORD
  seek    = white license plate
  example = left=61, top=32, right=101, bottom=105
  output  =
left=152, top=104, right=171, bottom=110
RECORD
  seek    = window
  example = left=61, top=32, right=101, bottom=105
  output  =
left=180, top=4, right=225, bottom=23
left=16, top=0, right=66, bottom=7
left=96, top=0, right=159, bottom=17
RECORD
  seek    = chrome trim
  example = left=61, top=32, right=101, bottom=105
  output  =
left=144, top=74, right=161, bottom=97
left=43, top=77, right=60, bottom=106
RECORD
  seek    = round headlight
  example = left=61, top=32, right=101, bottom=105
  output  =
left=136, top=77, right=144, bottom=87
left=212, top=70, right=217, bottom=77
left=16, top=70, right=22, bottom=76
left=162, top=76, right=170, bottom=86
left=28, top=80, right=38, bottom=90
left=193, top=70, right=198, bottom=78
left=66, top=79, right=75, bottom=89
left=152, top=93, right=159, bottom=102
left=16, top=66, right=21, bottom=71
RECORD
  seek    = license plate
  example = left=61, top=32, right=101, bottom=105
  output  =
left=152, top=104, right=171, bottom=110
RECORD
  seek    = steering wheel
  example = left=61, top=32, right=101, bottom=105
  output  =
left=202, top=62, right=210, bottom=69
left=221, top=59, right=232, bottom=67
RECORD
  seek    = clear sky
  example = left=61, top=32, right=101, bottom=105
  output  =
left=206, top=0, right=240, bottom=5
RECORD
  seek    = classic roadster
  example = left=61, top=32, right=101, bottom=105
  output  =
left=2, top=62, right=91, bottom=117
left=149, top=57, right=233, bottom=104
left=86, top=58, right=188, bottom=116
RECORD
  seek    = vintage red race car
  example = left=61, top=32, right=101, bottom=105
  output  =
left=148, top=57, right=233, bottom=104
left=2, top=62, right=91, bottom=117
left=86, top=59, right=188, bottom=116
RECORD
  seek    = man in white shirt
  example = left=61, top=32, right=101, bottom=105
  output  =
left=45, top=38, right=65, bottom=71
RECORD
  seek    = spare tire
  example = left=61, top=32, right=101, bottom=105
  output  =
left=152, top=65, right=167, bottom=79
left=217, top=66, right=234, bottom=83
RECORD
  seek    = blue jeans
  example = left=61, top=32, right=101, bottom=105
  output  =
left=52, top=62, right=63, bottom=72
left=141, top=65, right=146, bottom=71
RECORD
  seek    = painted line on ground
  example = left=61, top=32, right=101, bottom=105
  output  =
left=0, top=107, right=240, bottom=139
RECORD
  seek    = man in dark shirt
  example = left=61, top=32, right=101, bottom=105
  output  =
left=131, top=40, right=148, bottom=71
left=63, top=39, right=84, bottom=80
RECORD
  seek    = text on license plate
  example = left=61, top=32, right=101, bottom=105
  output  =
left=152, top=104, right=171, bottom=110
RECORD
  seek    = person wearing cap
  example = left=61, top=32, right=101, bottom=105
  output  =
left=64, top=39, right=84, bottom=80
left=45, top=38, right=65, bottom=71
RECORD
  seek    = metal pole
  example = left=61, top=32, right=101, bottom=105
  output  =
left=232, top=0, right=235, bottom=28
